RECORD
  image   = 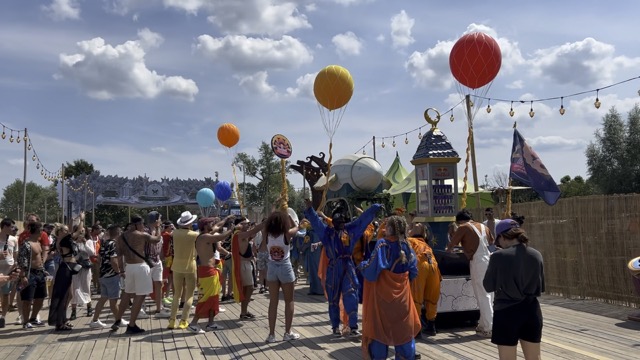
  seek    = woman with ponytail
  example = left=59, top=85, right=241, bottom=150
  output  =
left=358, top=215, right=421, bottom=360
left=483, top=219, right=545, bottom=360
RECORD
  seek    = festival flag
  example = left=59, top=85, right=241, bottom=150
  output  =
left=509, top=129, right=561, bottom=205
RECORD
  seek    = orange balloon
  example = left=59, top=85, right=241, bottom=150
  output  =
left=217, top=123, right=240, bottom=148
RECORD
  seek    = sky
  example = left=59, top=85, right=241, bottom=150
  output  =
left=1, top=0, right=640, bottom=198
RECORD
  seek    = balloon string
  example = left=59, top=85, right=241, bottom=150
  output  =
left=231, top=163, right=243, bottom=213
left=317, top=141, right=333, bottom=212
left=461, top=127, right=472, bottom=209
left=280, top=158, right=288, bottom=211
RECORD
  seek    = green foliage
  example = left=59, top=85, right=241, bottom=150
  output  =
left=234, top=141, right=293, bottom=217
left=64, top=159, right=95, bottom=178
left=0, top=180, right=62, bottom=222
left=559, top=175, right=595, bottom=198
left=586, top=105, right=640, bottom=194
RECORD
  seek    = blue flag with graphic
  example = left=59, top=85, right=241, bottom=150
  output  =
left=509, top=129, right=561, bottom=205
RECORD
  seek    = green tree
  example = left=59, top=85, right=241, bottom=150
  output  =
left=559, top=175, right=595, bottom=198
left=235, top=142, right=292, bottom=216
left=64, top=159, right=95, bottom=178
left=0, top=180, right=62, bottom=222
left=586, top=105, right=640, bottom=194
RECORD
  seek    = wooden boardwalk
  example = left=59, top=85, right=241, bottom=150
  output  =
left=0, top=285, right=638, bottom=360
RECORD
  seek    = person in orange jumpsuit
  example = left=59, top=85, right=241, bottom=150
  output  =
left=407, top=222, right=441, bottom=336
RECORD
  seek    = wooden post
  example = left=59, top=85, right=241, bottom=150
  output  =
left=465, top=95, right=482, bottom=207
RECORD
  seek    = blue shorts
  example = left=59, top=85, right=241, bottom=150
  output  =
left=0, top=282, right=11, bottom=295
left=266, top=259, right=295, bottom=284
left=99, top=275, right=121, bottom=299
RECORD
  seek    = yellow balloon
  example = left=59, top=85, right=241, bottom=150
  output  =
left=313, top=65, right=354, bottom=111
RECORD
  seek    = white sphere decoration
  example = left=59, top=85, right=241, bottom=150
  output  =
left=629, top=256, right=640, bottom=277
left=328, top=154, right=383, bottom=192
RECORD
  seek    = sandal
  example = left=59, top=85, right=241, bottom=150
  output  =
left=239, top=313, right=256, bottom=320
left=65, top=322, right=75, bottom=328
left=55, top=324, right=73, bottom=331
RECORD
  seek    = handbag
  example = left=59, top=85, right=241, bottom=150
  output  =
left=67, top=262, right=82, bottom=275
left=122, top=234, right=155, bottom=268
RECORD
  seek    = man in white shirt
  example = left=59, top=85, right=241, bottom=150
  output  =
left=0, top=218, right=18, bottom=328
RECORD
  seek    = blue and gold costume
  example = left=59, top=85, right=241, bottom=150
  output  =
left=304, top=204, right=381, bottom=331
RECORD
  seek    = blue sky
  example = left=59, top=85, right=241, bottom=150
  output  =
left=1, top=0, right=639, bottom=196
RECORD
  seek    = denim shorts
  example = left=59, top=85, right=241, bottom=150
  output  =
left=100, top=275, right=121, bottom=299
left=266, top=259, right=295, bottom=284
left=0, top=281, right=11, bottom=295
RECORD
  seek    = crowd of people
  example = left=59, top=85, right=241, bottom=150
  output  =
left=0, top=204, right=544, bottom=360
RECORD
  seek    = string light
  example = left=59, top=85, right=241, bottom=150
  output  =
left=404, top=134, right=409, bottom=144
left=559, top=97, right=566, bottom=115
left=449, top=113, right=454, bottom=122
left=594, top=89, right=601, bottom=109
left=486, top=98, right=492, bottom=113
left=362, top=149, right=366, bottom=155
left=381, top=140, right=385, bottom=148
left=418, top=129, right=422, bottom=139
left=509, top=101, right=515, bottom=117
left=392, top=137, right=396, bottom=147
left=529, top=101, right=535, bottom=118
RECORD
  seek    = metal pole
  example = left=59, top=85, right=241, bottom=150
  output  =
left=22, top=128, right=27, bottom=221
left=372, top=136, right=376, bottom=160
left=465, top=95, right=481, bottom=207
left=61, top=164, right=65, bottom=225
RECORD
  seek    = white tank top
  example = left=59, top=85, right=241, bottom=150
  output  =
left=267, top=234, right=290, bottom=262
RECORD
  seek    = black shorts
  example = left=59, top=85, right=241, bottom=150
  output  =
left=20, top=269, right=48, bottom=301
left=492, top=297, right=543, bottom=346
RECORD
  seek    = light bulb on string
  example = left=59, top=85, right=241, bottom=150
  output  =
left=36, top=163, right=40, bottom=170
left=362, top=149, right=366, bottom=155
left=529, top=101, right=535, bottom=118
left=509, top=101, right=515, bottom=117
left=381, top=140, right=385, bottom=148
left=594, top=89, right=601, bottom=109
left=486, top=99, right=492, bottom=113
left=392, top=137, right=396, bottom=148
left=23, top=136, right=27, bottom=142
left=404, top=134, right=408, bottom=144
left=418, top=129, right=422, bottom=139
left=40, top=169, right=44, bottom=176
left=16, top=135, right=20, bottom=143
left=449, top=113, right=454, bottom=122
left=559, top=97, right=566, bottom=115
left=9, top=131, right=14, bottom=143
left=27, top=144, right=31, bottom=150
left=32, top=155, right=36, bottom=161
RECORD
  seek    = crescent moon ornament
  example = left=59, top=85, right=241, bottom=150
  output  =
left=424, top=108, right=441, bottom=129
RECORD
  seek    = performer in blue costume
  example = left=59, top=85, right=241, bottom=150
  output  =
left=303, top=220, right=324, bottom=295
left=303, top=199, right=382, bottom=337
left=359, top=215, right=421, bottom=360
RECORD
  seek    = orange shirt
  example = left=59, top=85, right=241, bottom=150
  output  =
left=18, top=231, right=50, bottom=247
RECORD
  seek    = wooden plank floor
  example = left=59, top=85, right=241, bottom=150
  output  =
left=0, top=283, right=638, bottom=360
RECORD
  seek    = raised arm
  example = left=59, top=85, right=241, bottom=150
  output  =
left=303, top=199, right=327, bottom=235
left=346, top=204, right=382, bottom=240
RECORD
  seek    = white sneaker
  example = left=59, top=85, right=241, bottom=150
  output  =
left=155, top=309, right=171, bottom=318
left=265, top=334, right=277, bottom=343
left=205, top=323, right=224, bottom=331
left=137, top=309, right=149, bottom=319
left=187, top=324, right=205, bottom=334
left=283, top=332, right=300, bottom=341
left=15, top=315, right=22, bottom=325
left=218, top=307, right=226, bottom=313
left=90, top=320, right=108, bottom=329
left=119, top=319, right=129, bottom=327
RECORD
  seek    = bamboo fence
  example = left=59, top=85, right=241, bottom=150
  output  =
left=503, top=195, right=640, bottom=307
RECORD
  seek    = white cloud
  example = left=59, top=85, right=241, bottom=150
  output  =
left=286, top=73, right=316, bottom=99
left=195, top=35, right=313, bottom=72
left=235, top=71, right=276, bottom=96
left=332, top=31, right=363, bottom=57
left=390, top=10, right=414, bottom=49
left=528, top=37, right=640, bottom=87
left=405, top=40, right=453, bottom=90
left=7, top=159, right=23, bottom=166
left=42, top=0, right=81, bottom=21
left=506, top=80, right=524, bottom=89
left=376, top=34, right=385, bottom=43
left=137, top=28, right=164, bottom=49
left=151, top=147, right=167, bottom=153
left=56, top=32, right=199, bottom=101
left=527, top=136, right=587, bottom=151
left=305, top=3, right=317, bottom=11
left=206, top=0, right=310, bottom=36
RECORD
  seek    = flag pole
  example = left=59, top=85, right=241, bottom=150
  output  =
left=465, top=95, right=481, bottom=208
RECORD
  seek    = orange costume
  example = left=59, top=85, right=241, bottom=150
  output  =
left=407, top=237, right=441, bottom=322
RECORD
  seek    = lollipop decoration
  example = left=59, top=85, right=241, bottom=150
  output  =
left=313, top=65, right=354, bottom=210
left=271, top=134, right=293, bottom=211
left=196, top=188, right=216, bottom=217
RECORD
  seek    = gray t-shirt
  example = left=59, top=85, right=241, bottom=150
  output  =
left=483, top=243, right=545, bottom=310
